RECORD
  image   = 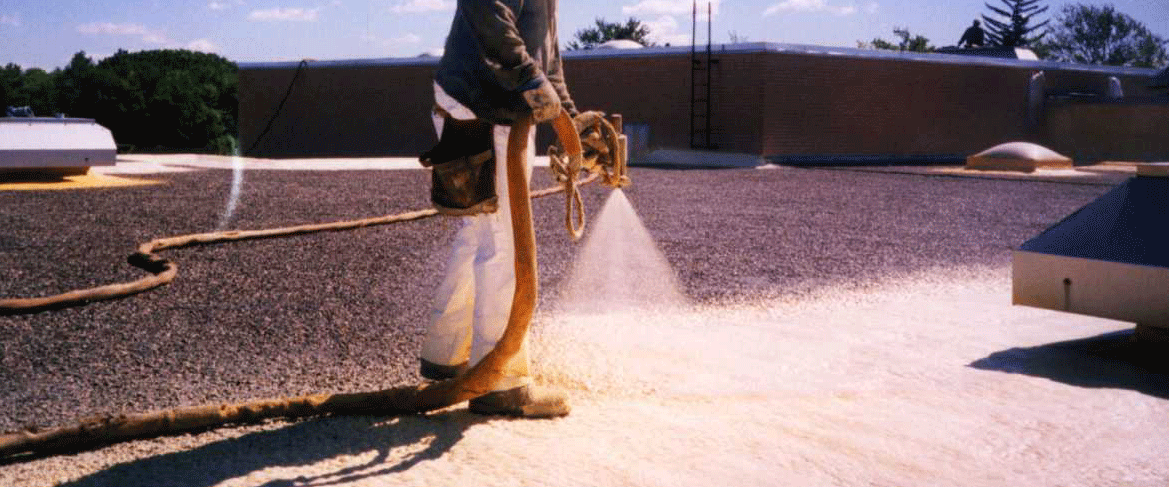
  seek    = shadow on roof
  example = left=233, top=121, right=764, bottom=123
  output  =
left=969, top=329, right=1169, bottom=400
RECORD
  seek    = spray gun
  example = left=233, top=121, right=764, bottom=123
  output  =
left=548, top=110, right=631, bottom=240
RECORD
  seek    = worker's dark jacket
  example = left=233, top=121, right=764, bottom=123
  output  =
left=436, top=0, right=576, bottom=125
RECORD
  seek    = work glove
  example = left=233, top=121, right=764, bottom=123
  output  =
left=521, top=77, right=561, bottom=123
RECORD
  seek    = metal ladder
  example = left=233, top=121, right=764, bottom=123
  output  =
left=690, top=1, right=718, bottom=150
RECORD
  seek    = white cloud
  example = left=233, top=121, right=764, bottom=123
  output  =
left=1, top=14, right=21, bottom=27
left=77, top=22, right=172, bottom=44
left=643, top=15, right=690, bottom=46
left=643, top=15, right=678, bottom=36
left=389, top=0, right=453, bottom=14
left=362, top=32, right=422, bottom=50
left=397, top=33, right=422, bottom=43
left=763, top=0, right=858, bottom=16
left=865, top=2, right=879, bottom=14
left=208, top=1, right=229, bottom=10
left=77, top=22, right=147, bottom=36
left=618, top=1, right=723, bottom=46
left=248, top=7, right=320, bottom=21
left=623, top=0, right=721, bottom=18
left=143, top=32, right=170, bottom=44
left=76, top=22, right=220, bottom=54
left=186, top=38, right=220, bottom=52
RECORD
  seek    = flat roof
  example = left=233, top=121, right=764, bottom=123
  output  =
left=238, top=42, right=1160, bottom=78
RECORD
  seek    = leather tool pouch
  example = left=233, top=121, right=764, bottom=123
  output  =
left=420, top=117, right=497, bottom=216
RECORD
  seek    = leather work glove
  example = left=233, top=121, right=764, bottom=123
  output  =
left=521, top=78, right=562, bottom=123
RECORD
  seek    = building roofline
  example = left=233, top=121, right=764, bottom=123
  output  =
left=237, top=42, right=1160, bottom=78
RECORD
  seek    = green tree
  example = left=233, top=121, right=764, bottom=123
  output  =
left=1033, top=4, right=1168, bottom=68
left=90, top=49, right=238, bottom=154
left=859, top=28, right=934, bottom=52
left=982, top=0, right=1050, bottom=47
left=54, top=51, right=96, bottom=118
left=568, top=18, right=655, bottom=50
left=12, top=67, right=57, bottom=116
left=0, top=63, right=23, bottom=110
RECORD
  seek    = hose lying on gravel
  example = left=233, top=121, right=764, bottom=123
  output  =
left=0, top=162, right=595, bottom=317
left=0, top=111, right=588, bottom=460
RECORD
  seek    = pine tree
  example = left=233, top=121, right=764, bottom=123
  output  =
left=981, top=0, right=1050, bottom=47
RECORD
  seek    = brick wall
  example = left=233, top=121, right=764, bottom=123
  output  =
left=239, top=60, right=437, bottom=158
left=1044, top=100, right=1169, bottom=163
left=759, top=52, right=1030, bottom=158
left=536, top=51, right=694, bottom=154
left=238, top=44, right=1165, bottom=162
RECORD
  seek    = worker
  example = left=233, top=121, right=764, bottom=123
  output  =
left=418, top=0, right=577, bottom=418
left=958, top=19, right=986, bottom=48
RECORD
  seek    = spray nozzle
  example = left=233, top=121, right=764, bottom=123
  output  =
left=551, top=111, right=630, bottom=189
left=547, top=110, right=632, bottom=240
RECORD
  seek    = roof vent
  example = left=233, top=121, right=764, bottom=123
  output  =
left=1013, top=173, right=1169, bottom=328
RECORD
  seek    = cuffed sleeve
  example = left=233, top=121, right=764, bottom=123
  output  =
left=545, top=35, right=577, bottom=115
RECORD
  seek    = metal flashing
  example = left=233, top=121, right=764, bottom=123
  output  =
left=1137, top=163, right=1169, bottom=177
left=238, top=42, right=1160, bottom=79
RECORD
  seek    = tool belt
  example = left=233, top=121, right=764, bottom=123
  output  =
left=419, top=115, right=497, bottom=216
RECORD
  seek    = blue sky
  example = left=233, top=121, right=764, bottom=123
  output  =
left=2, top=0, right=1167, bottom=70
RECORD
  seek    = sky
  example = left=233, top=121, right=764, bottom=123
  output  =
left=1, top=0, right=1167, bottom=70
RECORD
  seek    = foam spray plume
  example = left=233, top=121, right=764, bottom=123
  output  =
left=555, top=188, right=687, bottom=314
left=534, top=188, right=692, bottom=395
left=216, top=150, right=245, bottom=230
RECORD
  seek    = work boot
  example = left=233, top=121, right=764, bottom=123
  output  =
left=420, top=359, right=468, bottom=381
left=469, top=385, right=570, bottom=418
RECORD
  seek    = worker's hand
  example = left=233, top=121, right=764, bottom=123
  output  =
left=522, top=79, right=561, bottom=123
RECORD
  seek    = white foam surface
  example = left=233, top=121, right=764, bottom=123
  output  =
left=5, top=266, right=1165, bottom=486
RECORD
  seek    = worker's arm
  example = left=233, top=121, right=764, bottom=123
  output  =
left=457, top=0, right=568, bottom=121
left=545, top=26, right=578, bottom=116
left=458, top=0, right=535, bottom=91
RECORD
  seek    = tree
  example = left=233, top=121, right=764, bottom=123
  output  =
left=90, top=49, right=238, bottom=154
left=567, top=18, right=655, bottom=50
left=1, top=64, right=52, bottom=114
left=54, top=51, right=96, bottom=117
left=982, top=0, right=1050, bottom=47
left=0, top=63, right=23, bottom=110
left=859, top=28, right=934, bottom=52
left=1033, top=4, right=1168, bottom=68
left=0, top=49, right=238, bottom=154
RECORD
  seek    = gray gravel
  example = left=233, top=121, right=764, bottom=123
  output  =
left=0, top=165, right=1118, bottom=438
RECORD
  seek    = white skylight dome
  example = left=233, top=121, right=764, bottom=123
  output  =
left=595, top=39, right=644, bottom=50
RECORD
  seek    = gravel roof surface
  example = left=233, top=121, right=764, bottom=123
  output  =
left=0, top=164, right=1120, bottom=436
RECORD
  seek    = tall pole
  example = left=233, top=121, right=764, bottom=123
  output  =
left=689, top=0, right=697, bottom=149
left=705, top=2, right=713, bottom=149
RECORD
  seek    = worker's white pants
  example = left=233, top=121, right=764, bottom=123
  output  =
left=421, top=83, right=534, bottom=392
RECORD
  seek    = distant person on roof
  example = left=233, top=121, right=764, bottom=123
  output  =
left=958, top=20, right=986, bottom=48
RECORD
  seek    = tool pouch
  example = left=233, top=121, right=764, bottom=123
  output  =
left=420, top=117, right=497, bottom=216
